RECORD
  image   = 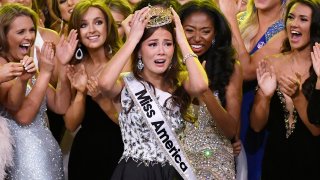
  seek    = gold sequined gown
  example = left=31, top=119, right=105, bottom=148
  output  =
left=182, top=101, right=235, bottom=180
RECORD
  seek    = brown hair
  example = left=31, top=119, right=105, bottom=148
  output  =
left=68, top=0, right=122, bottom=62
left=0, top=3, right=38, bottom=58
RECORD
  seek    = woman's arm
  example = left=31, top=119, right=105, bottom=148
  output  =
left=11, top=43, right=54, bottom=125
left=250, top=60, right=277, bottom=132
left=200, top=62, right=242, bottom=139
left=0, top=58, right=35, bottom=111
left=46, top=62, right=71, bottom=114
left=62, top=64, right=87, bottom=132
left=170, top=8, right=208, bottom=96
left=218, top=0, right=286, bottom=81
left=99, top=7, right=150, bottom=98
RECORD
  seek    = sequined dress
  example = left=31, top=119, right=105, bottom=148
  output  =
left=261, top=89, right=320, bottom=179
left=1, top=80, right=64, bottom=180
left=111, top=79, right=185, bottom=180
left=182, top=92, right=235, bottom=180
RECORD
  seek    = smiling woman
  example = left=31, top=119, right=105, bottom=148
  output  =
left=250, top=0, right=320, bottom=179
left=58, top=0, right=124, bottom=179
left=0, top=3, right=71, bottom=180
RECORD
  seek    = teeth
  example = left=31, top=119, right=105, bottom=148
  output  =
left=68, top=9, right=73, bottom=14
left=291, top=30, right=301, bottom=35
left=21, top=43, right=30, bottom=47
left=88, top=36, right=99, bottom=40
left=155, top=59, right=165, bottom=63
left=191, top=45, right=202, bottom=49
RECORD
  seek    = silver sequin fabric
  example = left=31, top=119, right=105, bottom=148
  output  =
left=1, top=81, right=64, bottom=180
left=182, top=94, right=235, bottom=180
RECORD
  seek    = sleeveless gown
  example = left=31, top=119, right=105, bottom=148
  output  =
left=2, top=80, right=64, bottom=180
left=68, top=95, right=123, bottom=180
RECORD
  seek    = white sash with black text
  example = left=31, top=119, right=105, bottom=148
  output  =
left=124, top=73, right=197, bottom=180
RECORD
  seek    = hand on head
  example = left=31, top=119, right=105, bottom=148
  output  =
left=127, top=6, right=150, bottom=43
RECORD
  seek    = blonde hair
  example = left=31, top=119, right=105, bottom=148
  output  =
left=239, top=0, right=288, bottom=52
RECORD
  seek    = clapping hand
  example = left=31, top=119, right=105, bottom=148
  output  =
left=278, top=73, right=301, bottom=98
left=87, top=76, right=101, bottom=99
left=257, top=60, right=277, bottom=98
left=311, top=42, right=320, bottom=78
left=56, top=29, right=78, bottom=65
left=67, top=64, right=87, bottom=93
left=36, top=42, right=55, bottom=74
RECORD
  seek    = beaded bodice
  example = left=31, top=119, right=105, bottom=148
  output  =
left=182, top=92, right=235, bottom=180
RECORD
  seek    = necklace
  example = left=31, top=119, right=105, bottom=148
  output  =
left=290, top=57, right=310, bottom=79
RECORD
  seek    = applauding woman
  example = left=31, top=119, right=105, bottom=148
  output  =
left=250, top=0, right=320, bottom=179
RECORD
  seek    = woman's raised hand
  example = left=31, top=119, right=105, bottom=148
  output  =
left=170, top=7, right=187, bottom=45
left=257, top=60, right=277, bottom=98
left=56, top=29, right=79, bottom=65
left=127, top=7, right=150, bottom=43
left=36, top=42, right=55, bottom=74
left=311, top=42, right=320, bottom=78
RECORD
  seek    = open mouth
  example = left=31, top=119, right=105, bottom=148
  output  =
left=290, top=30, right=302, bottom=42
left=154, top=59, right=166, bottom=64
left=19, top=43, right=31, bottom=55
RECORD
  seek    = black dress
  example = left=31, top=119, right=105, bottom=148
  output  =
left=68, top=95, right=123, bottom=180
left=261, top=89, right=320, bottom=180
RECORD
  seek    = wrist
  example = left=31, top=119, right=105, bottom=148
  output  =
left=257, top=87, right=273, bottom=100
left=182, top=53, right=198, bottom=65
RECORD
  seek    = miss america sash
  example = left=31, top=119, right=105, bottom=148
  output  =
left=123, top=73, right=197, bottom=180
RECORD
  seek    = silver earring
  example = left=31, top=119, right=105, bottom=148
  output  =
left=137, top=56, right=144, bottom=70
left=75, top=44, right=84, bottom=60
left=212, top=38, right=216, bottom=46
left=108, top=44, right=113, bottom=55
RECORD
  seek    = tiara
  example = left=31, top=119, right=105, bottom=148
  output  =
left=146, top=5, right=173, bottom=29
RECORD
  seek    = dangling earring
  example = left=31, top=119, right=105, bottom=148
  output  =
left=75, top=44, right=84, bottom=60
left=211, top=38, right=216, bottom=46
left=137, top=55, right=144, bottom=70
left=108, top=44, right=113, bottom=55
left=168, top=63, right=172, bottom=70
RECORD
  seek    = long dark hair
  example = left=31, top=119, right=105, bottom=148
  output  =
left=179, top=0, right=236, bottom=107
left=131, top=23, right=193, bottom=122
left=68, top=0, right=122, bottom=63
left=282, top=0, right=320, bottom=100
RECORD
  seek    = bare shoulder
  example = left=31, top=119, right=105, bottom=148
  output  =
left=38, top=27, right=60, bottom=44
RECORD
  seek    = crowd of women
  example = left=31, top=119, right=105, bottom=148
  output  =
left=0, top=0, right=319, bottom=180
